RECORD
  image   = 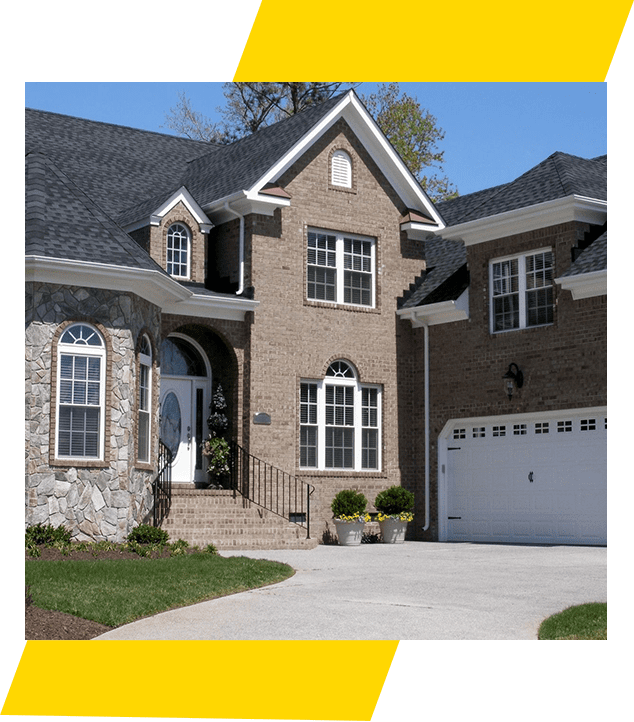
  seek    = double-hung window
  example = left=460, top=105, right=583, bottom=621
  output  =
left=137, top=335, right=152, bottom=463
left=307, top=229, right=375, bottom=307
left=56, top=323, right=105, bottom=459
left=490, top=249, right=554, bottom=332
left=300, top=361, right=381, bottom=471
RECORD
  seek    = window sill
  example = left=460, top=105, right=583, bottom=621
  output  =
left=491, top=322, right=554, bottom=335
left=304, top=298, right=380, bottom=314
left=50, top=457, right=108, bottom=469
left=298, top=469, right=387, bottom=477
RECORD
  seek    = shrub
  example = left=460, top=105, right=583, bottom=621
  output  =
left=204, top=543, right=219, bottom=555
left=331, top=489, right=368, bottom=519
left=126, top=524, right=169, bottom=545
left=374, top=486, right=415, bottom=515
left=25, top=523, right=72, bottom=547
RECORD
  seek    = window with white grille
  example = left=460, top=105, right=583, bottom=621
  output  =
left=331, top=149, right=352, bottom=188
left=557, top=420, right=573, bottom=433
left=137, top=335, right=152, bottom=463
left=307, top=229, right=375, bottom=307
left=535, top=422, right=549, bottom=434
left=490, top=249, right=553, bottom=332
left=56, top=323, right=105, bottom=459
left=300, top=361, right=381, bottom=471
left=166, top=223, right=191, bottom=278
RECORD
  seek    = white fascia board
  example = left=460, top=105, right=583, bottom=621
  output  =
left=124, top=187, right=214, bottom=234
left=440, top=195, right=607, bottom=246
left=397, top=288, right=469, bottom=327
left=162, top=292, right=259, bottom=321
left=203, top=190, right=290, bottom=223
left=25, top=256, right=258, bottom=321
left=246, top=91, right=444, bottom=231
left=555, top=269, right=607, bottom=299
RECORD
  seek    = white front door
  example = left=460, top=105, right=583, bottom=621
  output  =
left=160, top=377, right=208, bottom=483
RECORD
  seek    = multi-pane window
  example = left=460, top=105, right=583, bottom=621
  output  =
left=166, top=223, right=191, bottom=278
left=137, top=335, right=152, bottom=463
left=300, top=361, right=381, bottom=471
left=56, top=323, right=105, bottom=459
left=491, top=250, right=553, bottom=332
left=307, top=229, right=375, bottom=307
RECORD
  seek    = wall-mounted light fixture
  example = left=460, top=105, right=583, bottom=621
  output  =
left=503, top=363, right=523, bottom=400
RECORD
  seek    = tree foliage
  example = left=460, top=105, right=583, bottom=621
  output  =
left=362, top=83, right=458, bottom=201
left=162, top=82, right=458, bottom=201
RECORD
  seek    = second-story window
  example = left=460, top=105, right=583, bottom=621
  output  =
left=166, top=223, right=191, bottom=278
left=307, top=229, right=375, bottom=308
left=490, top=249, right=554, bottom=332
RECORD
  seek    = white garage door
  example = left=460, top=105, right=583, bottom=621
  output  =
left=440, top=408, right=606, bottom=545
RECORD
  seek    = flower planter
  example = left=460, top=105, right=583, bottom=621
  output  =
left=334, top=520, right=365, bottom=546
left=379, top=518, right=408, bottom=544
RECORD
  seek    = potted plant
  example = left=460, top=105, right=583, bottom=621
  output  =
left=374, top=486, right=415, bottom=544
left=331, top=489, right=370, bottom=546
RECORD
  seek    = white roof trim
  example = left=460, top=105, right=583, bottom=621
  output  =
left=245, top=91, right=444, bottom=230
left=123, top=186, right=214, bottom=234
left=555, top=268, right=607, bottom=299
left=397, top=288, right=469, bottom=327
left=25, top=256, right=258, bottom=321
left=440, top=195, right=607, bottom=246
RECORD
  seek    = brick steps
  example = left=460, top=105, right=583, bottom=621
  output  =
left=160, top=487, right=318, bottom=550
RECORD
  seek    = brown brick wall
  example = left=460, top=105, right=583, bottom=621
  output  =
left=235, top=119, right=427, bottom=537
left=403, top=221, right=607, bottom=540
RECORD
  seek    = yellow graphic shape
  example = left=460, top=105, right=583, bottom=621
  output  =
left=2, top=640, right=398, bottom=719
left=236, top=0, right=632, bottom=81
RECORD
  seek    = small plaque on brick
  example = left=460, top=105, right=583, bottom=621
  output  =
left=253, top=412, right=271, bottom=425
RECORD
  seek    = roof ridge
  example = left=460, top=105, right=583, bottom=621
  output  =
left=25, top=107, right=216, bottom=148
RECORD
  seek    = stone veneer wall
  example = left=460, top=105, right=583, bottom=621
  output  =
left=25, top=282, right=162, bottom=542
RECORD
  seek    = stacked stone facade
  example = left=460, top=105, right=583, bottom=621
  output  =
left=25, top=282, right=161, bottom=541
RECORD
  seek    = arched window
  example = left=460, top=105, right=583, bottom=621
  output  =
left=300, top=361, right=381, bottom=470
left=160, top=336, right=207, bottom=377
left=137, top=335, right=152, bottom=463
left=166, top=223, right=191, bottom=278
left=56, top=323, right=105, bottom=459
left=331, top=149, right=352, bottom=188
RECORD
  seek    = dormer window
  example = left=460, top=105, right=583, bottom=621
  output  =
left=331, top=149, right=352, bottom=188
left=166, top=223, right=191, bottom=278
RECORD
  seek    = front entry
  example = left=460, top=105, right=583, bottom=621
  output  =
left=159, top=335, right=210, bottom=484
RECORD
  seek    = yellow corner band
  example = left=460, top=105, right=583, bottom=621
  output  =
left=2, top=640, right=398, bottom=719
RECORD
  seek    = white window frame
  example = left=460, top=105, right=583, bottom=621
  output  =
left=300, top=362, right=381, bottom=471
left=137, top=335, right=152, bottom=463
left=306, top=228, right=376, bottom=308
left=55, top=323, right=106, bottom=460
left=490, top=247, right=554, bottom=332
left=331, top=149, right=352, bottom=188
left=166, top=223, right=191, bottom=279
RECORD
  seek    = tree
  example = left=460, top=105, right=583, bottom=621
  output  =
left=162, top=83, right=357, bottom=143
left=362, top=83, right=458, bottom=201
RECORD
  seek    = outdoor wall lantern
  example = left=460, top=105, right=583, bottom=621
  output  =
left=503, top=362, right=523, bottom=400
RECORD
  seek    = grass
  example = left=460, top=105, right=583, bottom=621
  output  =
left=538, top=602, right=607, bottom=640
left=26, top=554, right=295, bottom=627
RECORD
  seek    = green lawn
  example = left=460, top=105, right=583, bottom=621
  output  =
left=538, top=602, right=607, bottom=640
left=26, top=554, right=294, bottom=628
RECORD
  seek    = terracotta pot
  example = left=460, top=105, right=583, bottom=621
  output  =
left=334, top=520, right=364, bottom=546
left=379, top=518, right=408, bottom=544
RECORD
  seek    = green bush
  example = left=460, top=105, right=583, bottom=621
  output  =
left=126, top=524, right=169, bottom=545
left=331, top=489, right=367, bottom=518
left=25, top=523, right=72, bottom=547
left=374, top=486, right=415, bottom=515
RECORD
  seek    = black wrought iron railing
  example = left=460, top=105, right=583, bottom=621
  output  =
left=229, top=441, right=315, bottom=538
left=152, top=440, right=173, bottom=527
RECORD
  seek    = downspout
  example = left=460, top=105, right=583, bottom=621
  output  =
left=422, top=321, right=430, bottom=533
left=223, top=201, right=245, bottom=295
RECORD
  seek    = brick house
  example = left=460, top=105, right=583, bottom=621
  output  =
left=25, top=91, right=606, bottom=547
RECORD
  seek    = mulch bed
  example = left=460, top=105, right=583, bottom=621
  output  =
left=25, top=545, right=181, bottom=640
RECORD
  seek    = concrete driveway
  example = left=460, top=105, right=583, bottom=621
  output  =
left=95, top=542, right=607, bottom=641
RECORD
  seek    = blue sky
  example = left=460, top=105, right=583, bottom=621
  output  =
left=24, top=82, right=606, bottom=196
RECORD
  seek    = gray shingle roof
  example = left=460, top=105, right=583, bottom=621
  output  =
left=25, top=151, right=167, bottom=273
left=25, top=108, right=214, bottom=221
left=560, top=230, right=607, bottom=277
left=399, top=237, right=467, bottom=309
left=437, top=152, right=606, bottom=226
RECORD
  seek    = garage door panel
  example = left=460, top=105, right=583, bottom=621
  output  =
left=444, top=410, right=606, bottom=545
